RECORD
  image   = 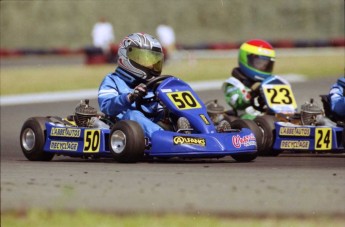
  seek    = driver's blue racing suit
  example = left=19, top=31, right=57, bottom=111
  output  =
left=98, top=67, right=163, bottom=138
left=329, top=77, right=345, bottom=118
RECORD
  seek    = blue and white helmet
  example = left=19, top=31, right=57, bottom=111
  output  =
left=117, top=33, right=164, bottom=82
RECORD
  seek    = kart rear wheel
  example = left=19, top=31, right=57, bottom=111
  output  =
left=109, top=120, right=145, bottom=163
left=230, top=119, right=260, bottom=162
left=20, top=117, right=54, bottom=161
left=223, top=114, right=239, bottom=123
left=254, top=115, right=281, bottom=156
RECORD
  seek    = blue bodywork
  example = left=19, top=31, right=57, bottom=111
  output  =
left=42, top=77, right=257, bottom=158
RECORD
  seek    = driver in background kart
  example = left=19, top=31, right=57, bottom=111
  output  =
left=98, top=33, right=189, bottom=139
left=329, top=76, right=345, bottom=120
left=222, top=39, right=276, bottom=119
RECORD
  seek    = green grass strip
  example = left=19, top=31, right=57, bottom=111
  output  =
left=2, top=210, right=345, bottom=227
left=1, top=55, right=343, bottom=95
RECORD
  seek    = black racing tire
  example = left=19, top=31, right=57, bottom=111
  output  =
left=229, top=119, right=261, bottom=162
left=231, top=119, right=264, bottom=155
left=109, top=120, right=145, bottom=163
left=254, top=115, right=281, bottom=156
left=223, top=114, right=239, bottom=123
left=20, top=117, right=55, bottom=161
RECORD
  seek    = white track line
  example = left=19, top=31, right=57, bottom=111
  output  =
left=0, top=75, right=306, bottom=106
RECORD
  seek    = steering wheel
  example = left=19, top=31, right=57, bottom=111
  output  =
left=135, top=75, right=173, bottom=118
left=250, top=86, right=267, bottom=113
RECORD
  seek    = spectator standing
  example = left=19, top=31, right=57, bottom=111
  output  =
left=156, top=21, right=176, bottom=59
left=91, top=17, right=115, bottom=56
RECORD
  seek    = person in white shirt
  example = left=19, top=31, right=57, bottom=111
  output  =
left=156, top=22, right=176, bottom=58
left=91, top=17, right=115, bottom=54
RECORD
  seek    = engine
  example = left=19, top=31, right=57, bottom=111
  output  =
left=74, top=99, right=97, bottom=127
left=300, top=99, right=324, bottom=125
left=206, top=99, right=225, bottom=124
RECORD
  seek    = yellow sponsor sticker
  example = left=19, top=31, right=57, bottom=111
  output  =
left=167, top=91, right=201, bottom=110
left=50, top=127, right=81, bottom=137
left=279, top=127, right=311, bottom=136
left=50, top=141, right=78, bottom=151
left=315, top=128, right=332, bottom=150
left=199, top=114, right=210, bottom=125
left=280, top=140, right=309, bottom=149
left=263, top=85, right=297, bottom=110
left=173, top=136, right=206, bottom=146
left=83, top=129, right=101, bottom=153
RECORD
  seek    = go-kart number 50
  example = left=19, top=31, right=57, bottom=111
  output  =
left=84, top=129, right=100, bottom=152
left=315, top=128, right=332, bottom=150
left=263, top=85, right=297, bottom=109
left=167, top=91, right=201, bottom=110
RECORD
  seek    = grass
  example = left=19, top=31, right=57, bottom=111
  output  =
left=2, top=210, right=345, bottom=227
left=1, top=55, right=343, bottom=96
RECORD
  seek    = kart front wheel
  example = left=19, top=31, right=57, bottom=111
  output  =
left=230, top=119, right=260, bottom=162
left=109, top=120, right=145, bottom=163
left=254, top=115, right=281, bottom=156
left=20, top=117, right=54, bottom=161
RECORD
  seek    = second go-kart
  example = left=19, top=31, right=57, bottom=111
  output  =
left=249, top=75, right=344, bottom=156
left=20, top=75, right=258, bottom=163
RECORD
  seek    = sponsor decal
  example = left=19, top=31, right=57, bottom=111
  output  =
left=280, top=140, right=309, bottom=149
left=315, top=128, right=332, bottom=150
left=83, top=130, right=101, bottom=152
left=232, top=133, right=256, bottom=148
left=199, top=114, right=210, bottom=125
left=167, top=91, right=202, bottom=110
left=50, top=141, right=78, bottom=151
left=263, top=85, right=297, bottom=110
left=279, top=127, right=310, bottom=136
left=173, top=136, right=206, bottom=146
left=50, top=127, right=81, bottom=137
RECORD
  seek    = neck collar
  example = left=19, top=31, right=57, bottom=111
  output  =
left=115, top=67, right=144, bottom=87
left=231, top=67, right=256, bottom=87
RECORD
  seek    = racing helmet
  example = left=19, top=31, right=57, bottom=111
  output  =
left=238, top=39, right=276, bottom=81
left=117, top=33, right=164, bottom=82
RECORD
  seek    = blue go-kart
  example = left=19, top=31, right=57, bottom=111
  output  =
left=20, top=75, right=258, bottom=163
left=248, top=76, right=344, bottom=156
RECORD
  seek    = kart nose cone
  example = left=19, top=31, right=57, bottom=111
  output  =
left=110, top=130, right=126, bottom=154
left=22, top=128, right=36, bottom=150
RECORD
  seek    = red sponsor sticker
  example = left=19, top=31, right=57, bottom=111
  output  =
left=232, top=133, right=256, bottom=148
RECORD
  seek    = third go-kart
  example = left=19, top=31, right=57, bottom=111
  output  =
left=249, top=75, right=344, bottom=156
left=20, top=75, right=258, bottom=163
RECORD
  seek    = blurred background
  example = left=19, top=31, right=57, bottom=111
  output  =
left=1, top=0, right=344, bottom=96
left=1, top=0, right=344, bottom=49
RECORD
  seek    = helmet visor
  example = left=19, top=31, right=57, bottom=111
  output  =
left=247, top=54, right=274, bottom=73
left=127, top=47, right=164, bottom=73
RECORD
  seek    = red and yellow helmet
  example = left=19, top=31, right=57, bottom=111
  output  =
left=238, top=39, right=275, bottom=81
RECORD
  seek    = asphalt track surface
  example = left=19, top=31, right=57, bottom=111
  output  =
left=1, top=76, right=344, bottom=217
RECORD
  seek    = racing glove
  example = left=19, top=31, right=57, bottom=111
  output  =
left=128, top=83, right=148, bottom=103
left=250, top=82, right=261, bottom=98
